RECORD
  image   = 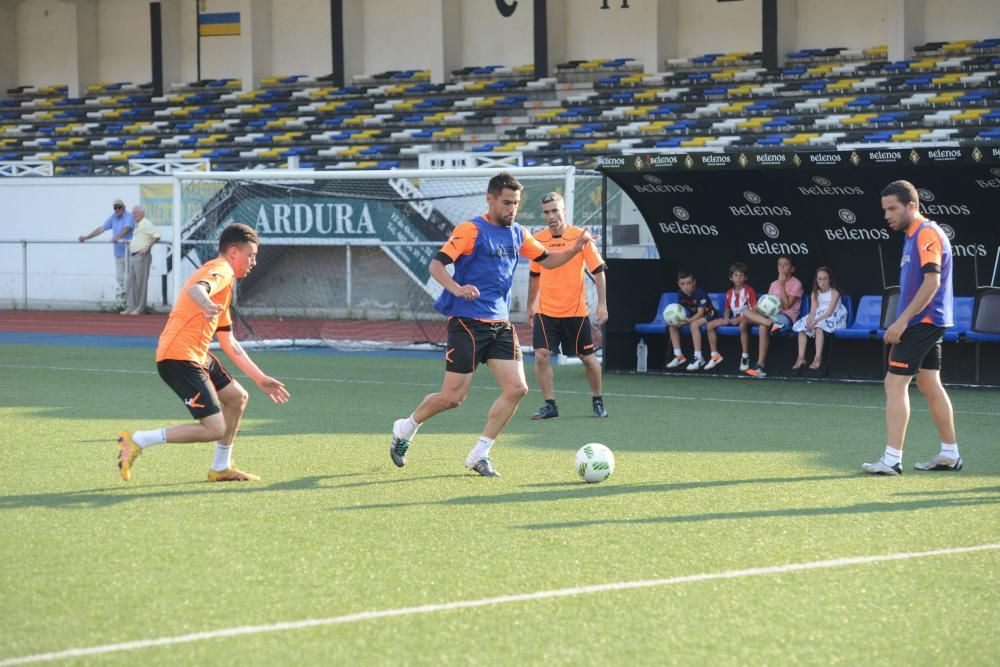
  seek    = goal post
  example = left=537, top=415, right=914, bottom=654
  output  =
left=170, top=166, right=587, bottom=349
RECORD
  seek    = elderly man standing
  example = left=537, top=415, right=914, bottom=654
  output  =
left=123, top=205, right=160, bottom=315
left=78, top=198, right=134, bottom=304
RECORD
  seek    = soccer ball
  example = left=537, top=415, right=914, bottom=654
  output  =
left=756, top=294, right=781, bottom=319
left=576, top=443, right=615, bottom=483
left=662, top=303, right=686, bottom=326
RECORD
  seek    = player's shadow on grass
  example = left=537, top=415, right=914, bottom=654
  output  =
left=0, top=474, right=362, bottom=510
left=335, top=473, right=853, bottom=511
left=516, top=492, right=1000, bottom=531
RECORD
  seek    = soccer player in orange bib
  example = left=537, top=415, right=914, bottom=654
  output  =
left=116, top=223, right=290, bottom=482
left=527, top=192, right=608, bottom=419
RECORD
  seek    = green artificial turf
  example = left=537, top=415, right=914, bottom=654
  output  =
left=1, top=343, right=997, bottom=665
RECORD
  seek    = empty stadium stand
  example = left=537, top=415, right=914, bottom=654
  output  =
left=1, top=38, right=997, bottom=175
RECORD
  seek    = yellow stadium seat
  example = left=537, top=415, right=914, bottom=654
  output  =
left=783, top=133, right=819, bottom=145
left=680, top=137, right=712, bottom=147
left=738, top=117, right=772, bottom=129
left=942, top=40, right=976, bottom=52
left=952, top=109, right=988, bottom=121
left=818, top=97, right=856, bottom=110
left=720, top=101, right=751, bottom=113
left=343, top=114, right=372, bottom=126
left=927, top=92, right=961, bottom=104
left=841, top=113, right=878, bottom=126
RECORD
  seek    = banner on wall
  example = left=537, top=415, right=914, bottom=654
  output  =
left=599, top=147, right=1000, bottom=298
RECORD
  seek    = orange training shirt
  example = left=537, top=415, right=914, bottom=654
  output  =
left=529, top=226, right=605, bottom=318
left=156, top=256, right=234, bottom=364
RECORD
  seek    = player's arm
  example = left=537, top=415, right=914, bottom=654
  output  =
left=431, top=222, right=480, bottom=301
left=592, top=268, right=608, bottom=325
left=534, top=230, right=593, bottom=269
left=430, top=257, right=480, bottom=301
left=527, top=271, right=540, bottom=321
left=886, top=229, right=944, bottom=344
left=187, top=282, right=223, bottom=319
left=217, top=329, right=289, bottom=404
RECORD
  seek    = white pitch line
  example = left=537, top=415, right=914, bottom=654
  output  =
left=2, top=543, right=998, bottom=666
left=2, top=363, right=999, bottom=417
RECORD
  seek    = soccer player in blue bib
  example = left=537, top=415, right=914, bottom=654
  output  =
left=389, top=172, right=592, bottom=476
left=862, top=180, right=961, bottom=475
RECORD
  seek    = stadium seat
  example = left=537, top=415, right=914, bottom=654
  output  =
left=835, top=295, right=882, bottom=339
left=635, top=292, right=678, bottom=335
left=942, top=296, right=974, bottom=341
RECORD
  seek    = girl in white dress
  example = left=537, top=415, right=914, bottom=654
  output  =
left=792, top=266, right=848, bottom=371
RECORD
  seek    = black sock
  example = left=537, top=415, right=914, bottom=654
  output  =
left=592, top=395, right=602, bottom=402
left=546, top=399, right=556, bottom=407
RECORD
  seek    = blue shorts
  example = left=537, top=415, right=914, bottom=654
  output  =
left=772, top=313, right=793, bottom=332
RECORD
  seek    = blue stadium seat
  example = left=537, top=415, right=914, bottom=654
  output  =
left=635, top=292, right=678, bottom=335
left=942, top=297, right=974, bottom=342
left=835, top=295, right=882, bottom=339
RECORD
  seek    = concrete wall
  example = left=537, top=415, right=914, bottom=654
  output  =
left=795, top=0, right=888, bottom=52
left=0, top=178, right=173, bottom=309
left=270, top=0, right=331, bottom=76
left=459, top=0, right=533, bottom=70
left=6, top=0, right=1000, bottom=88
left=677, top=0, right=762, bottom=60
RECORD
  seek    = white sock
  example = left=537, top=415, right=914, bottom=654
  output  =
left=941, top=443, right=959, bottom=458
left=741, top=352, right=750, bottom=359
left=211, top=443, right=233, bottom=472
left=394, top=415, right=421, bottom=440
left=694, top=351, right=703, bottom=360
left=132, top=428, right=166, bottom=448
left=673, top=348, right=682, bottom=357
left=882, top=446, right=901, bottom=467
left=466, top=435, right=495, bottom=467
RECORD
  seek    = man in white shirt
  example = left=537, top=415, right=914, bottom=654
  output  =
left=123, top=205, right=161, bottom=315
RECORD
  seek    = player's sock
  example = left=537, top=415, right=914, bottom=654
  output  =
left=394, top=415, right=421, bottom=440
left=211, top=443, right=233, bottom=472
left=672, top=348, right=682, bottom=357
left=466, top=435, right=495, bottom=467
left=545, top=398, right=556, bottom=407
left=132, top=428, right=166, bottom=448
left=882, top=445, right=902, bottom=467
left=741, top=353, right=750, bottom=360
left=592, top=395, right=602, bottom=403
left=941, top=442, right=959, bottom=458
left=694, top=351, right=703, bottom=360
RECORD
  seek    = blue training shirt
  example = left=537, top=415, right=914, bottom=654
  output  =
left=433, top=214, right=547, bottom=320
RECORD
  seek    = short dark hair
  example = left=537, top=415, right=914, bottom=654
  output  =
left=777, top=254, right=795, bottom=269
left=219, top=223, right=259, bottom=252
left=728, top=262, right=749, bottom=277
left=880, top=180, right=919, bottom=206
left=487, top=171, right=523, bottom=197
left=677, top=270, right=694, bottom=281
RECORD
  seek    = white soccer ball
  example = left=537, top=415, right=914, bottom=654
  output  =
left=663, top=303, right=686, bottom=326
left=576, top=443, right=615, bottom=483
left=756, top=294, right=781, bottom=319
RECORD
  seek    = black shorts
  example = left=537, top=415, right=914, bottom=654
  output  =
left=446, top=317, right=521, bottom=374
left=888, top=324, right=946, bottom=376
left=157, top=353, right=233, bottom=418
left=532, top=313, right=596, bottom=357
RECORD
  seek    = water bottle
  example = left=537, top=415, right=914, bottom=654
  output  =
left=636, top=337, right=648, bottom=373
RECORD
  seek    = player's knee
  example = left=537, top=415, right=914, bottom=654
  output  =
left=441, top=392, right=465, bottom=409
left=507, top=383, right=529, bottom=400
left=535, top=349, right=551, bottom=364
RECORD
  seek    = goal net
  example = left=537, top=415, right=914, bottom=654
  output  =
left=171, top=167, right=606, bottom=351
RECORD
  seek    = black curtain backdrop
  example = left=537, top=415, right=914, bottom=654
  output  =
left=600, top=148, right=1000, bottom=300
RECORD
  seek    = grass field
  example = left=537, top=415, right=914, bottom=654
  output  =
left=1, top=342, right=998, bottom=665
